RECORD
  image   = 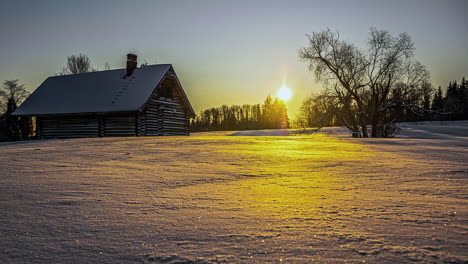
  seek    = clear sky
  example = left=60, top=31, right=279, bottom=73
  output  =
left=0, top=0, right=467, bottom=117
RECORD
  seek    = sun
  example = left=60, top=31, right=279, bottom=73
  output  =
left=277, top=86, right=292, bottom=101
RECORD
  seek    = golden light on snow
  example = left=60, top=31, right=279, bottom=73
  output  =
left=277, top=86, right=292, bottom=101
left=1, top=124, right=467, bottom=262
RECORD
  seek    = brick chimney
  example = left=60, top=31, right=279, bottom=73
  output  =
left=126, top=53, right=137, bottom=76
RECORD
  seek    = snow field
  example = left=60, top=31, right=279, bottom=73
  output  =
left=0, top=122, right=467, bottom=263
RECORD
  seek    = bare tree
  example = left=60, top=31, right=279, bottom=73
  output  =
left=60, top=53, right=97, bottom=75
left=0, top=80, right=29, bottom=114
left=296, top=92, right=333, bottom=128
left=0, top=80, right=30, bottom=140
left=299, top=28, right=430, bottom=137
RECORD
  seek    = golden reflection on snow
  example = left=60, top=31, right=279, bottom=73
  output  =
left=1, top=131, right=467, bottom=263
left=214, top=135, right=372, bottom=220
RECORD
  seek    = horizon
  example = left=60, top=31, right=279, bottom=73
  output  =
left=0, top=0, right=467, bottom=118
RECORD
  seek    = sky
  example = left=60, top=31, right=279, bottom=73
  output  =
left=0, top=0, right=467, bottom=117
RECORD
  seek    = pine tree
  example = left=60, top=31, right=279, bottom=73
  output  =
left=461, top=77, right=468, bottom=119
left=431, top=86, right=444, bottom=111
left=262, top=95, right=274, bottom=129
left=445, top=80, right=466, bottom=120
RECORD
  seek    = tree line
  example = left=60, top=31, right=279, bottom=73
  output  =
left=296, top=77, right=468, bottom=131
left=434, top=79, right=468, bottom=120
left=191, top=95, right=289, bottom=132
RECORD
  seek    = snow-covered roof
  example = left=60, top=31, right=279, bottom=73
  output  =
left=13, top=64, right=194, bottom=116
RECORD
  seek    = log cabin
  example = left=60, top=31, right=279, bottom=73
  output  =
left=13, top=54, right=195, bottom=139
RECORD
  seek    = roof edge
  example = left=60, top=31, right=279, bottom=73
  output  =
left=12, top=110, right=138, bottom=117
left=139, top=66, right=195, bottom=117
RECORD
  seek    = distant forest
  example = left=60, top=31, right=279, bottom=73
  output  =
left=295, top=77, right=468, bottom=129
left=191, top=77, right=468, bottom=133
left=190, top=95, right=289, bottom=132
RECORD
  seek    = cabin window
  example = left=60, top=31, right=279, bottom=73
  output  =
left=159, top=85, right=173, bottom=99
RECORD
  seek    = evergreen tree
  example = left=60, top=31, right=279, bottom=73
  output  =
left=445, top=80, right=465, bottom=119
left=262, top=95, right=274, bottom=129
left=272, top=98, right=289, bottom=128
left=431, top=86, right=444, bottom=111
left=460, top=77, right=468, bottom=119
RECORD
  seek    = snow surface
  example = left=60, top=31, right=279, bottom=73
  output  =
left=0, top=122, right=467, bottom=263
left=230, top=129, right=290, bottom=136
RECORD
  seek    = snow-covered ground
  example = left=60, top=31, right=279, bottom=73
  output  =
left=230, top=129, right=291, bottom=136
left=0, top=122, right=466, bottom=263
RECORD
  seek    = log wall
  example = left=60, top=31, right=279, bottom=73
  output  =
left=143, top=71, right=189, bottom=136
left=38, top=114, right=139, bottom=139
left=38, top=116, right=99, bottom=139
left=103, top=115, right=137, bottom=137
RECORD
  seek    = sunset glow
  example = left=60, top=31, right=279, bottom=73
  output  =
left=278, top=86, right=292, bottom=101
